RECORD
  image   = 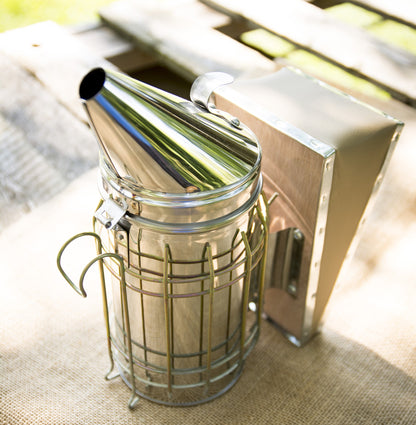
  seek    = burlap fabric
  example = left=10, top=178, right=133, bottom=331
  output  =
left=0, top=18, right=415, bottom=423
left=1, top=166, right=415, bottom=425
left=4, top=84, right=416, bottom=425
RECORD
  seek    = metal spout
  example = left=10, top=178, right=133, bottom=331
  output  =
left=80, top=68, right=260, bottom=194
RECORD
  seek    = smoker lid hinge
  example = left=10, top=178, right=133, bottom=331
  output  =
left=190, top=72, right=242, bottom=129
left=94, top=197, right=127, bottom=230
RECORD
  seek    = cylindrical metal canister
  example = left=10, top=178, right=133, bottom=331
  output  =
left=58, top=69, right=268, bottom=407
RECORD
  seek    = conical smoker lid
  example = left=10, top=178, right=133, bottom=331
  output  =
left=80, top=68, right=261, bottom=194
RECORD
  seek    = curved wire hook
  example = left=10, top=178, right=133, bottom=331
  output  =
left=79, top=252, right=126, bottom=290
left=56, top=232, right=104, bottom=297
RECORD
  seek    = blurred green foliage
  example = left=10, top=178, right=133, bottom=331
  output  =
left=326, top=2, right=381, bottom=27
left=0, top=0, right=114, bottom=32
left=368, top=20, right=416, bottom=56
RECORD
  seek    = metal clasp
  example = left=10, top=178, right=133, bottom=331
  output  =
left=94, top=197, right=127, bottom=230
left=268, top=227, right=304, bottom=297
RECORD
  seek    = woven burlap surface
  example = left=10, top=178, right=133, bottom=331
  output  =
left=1, top=168, right=415, bottom=425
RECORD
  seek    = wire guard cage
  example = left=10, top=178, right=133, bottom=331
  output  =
left=57, top=194, right=268, bottom=408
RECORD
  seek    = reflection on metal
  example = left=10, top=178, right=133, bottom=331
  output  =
left=57, top=195, right=268, bottom=407
left=57, top=69, right=269, bottom=407
left=191, top=72, right=242, bottom=128
left=80, top=68, right=260, bottom=194
left=212, top=67, right=403, bottom=347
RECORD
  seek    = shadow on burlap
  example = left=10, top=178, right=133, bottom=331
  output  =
left=0, top=170, right=415, bottom=425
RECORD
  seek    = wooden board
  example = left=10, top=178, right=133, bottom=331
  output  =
left=0, top=21, right=115, bottom=121
left=0, top=114, right=67, bottom=232
left=203, top=0, right=416, bottom=105
left=0, top=52, right=98, bottom=230
left=99, top=0, right=277, bottom=82
left=71, top=23, right=158, bottom=73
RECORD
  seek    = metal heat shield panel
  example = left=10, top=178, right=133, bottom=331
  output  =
left=214, top=67, right=402, bottom=345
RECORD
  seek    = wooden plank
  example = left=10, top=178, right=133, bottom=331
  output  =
left=0, top=52, right=97, bottom=231
left=351, top=0, right=416, bottom=28
left=99, top=0, right=277, bottom=82
left=0, top=21, right=115, bottom=121
left=71, top=22, right=139, bottom=59
left=71, top=23, right=159, bottom=73
left=0, top=115, right=66, bottom=232
left=202, top=0, right=416, bottom=105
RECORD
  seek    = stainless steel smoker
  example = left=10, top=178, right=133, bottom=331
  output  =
left=57, top=68, right=268, bottom=407
left=57, top=66, right=403, bottom=408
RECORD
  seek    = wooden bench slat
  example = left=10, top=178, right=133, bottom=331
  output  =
left=72, top=23, right=159, bottom=73
left=0, top=21, right=115, bottom=121
left=0, top=52, right=98, bottom=230
left=0, top=114, right=67, bottom=231
left=203, top=0, right=416, bottom=105
left=99, top=0, right=277, bottom=82
left=71, top=23, right=136, bottom=59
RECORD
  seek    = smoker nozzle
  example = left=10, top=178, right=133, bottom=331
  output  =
left=80, top=68, right=261, bottom=195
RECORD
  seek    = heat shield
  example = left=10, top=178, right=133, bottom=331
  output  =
left=213, top=67, right=403, bottom=345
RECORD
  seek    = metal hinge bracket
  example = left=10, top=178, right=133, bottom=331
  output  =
left=94, top=197, right=127, bottom=230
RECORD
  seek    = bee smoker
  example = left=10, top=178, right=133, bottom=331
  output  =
left=57, top=69, right=268, bottom=408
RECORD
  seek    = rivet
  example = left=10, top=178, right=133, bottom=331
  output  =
left=248, top=302, right=257, bottom=312
left=186, top=186, right=199, bottom=193
left=293, top=228, right=304, bottom=241
left=287, top=284, right=297, bottom=295
left=130, top=201, right=140, bottom=214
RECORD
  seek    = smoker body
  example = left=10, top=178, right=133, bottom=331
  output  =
left=93, top=162, right=267, bottom=407
left=57, top=68, right=268, bottom=407
left=57, top=66, right=402, bottom=408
